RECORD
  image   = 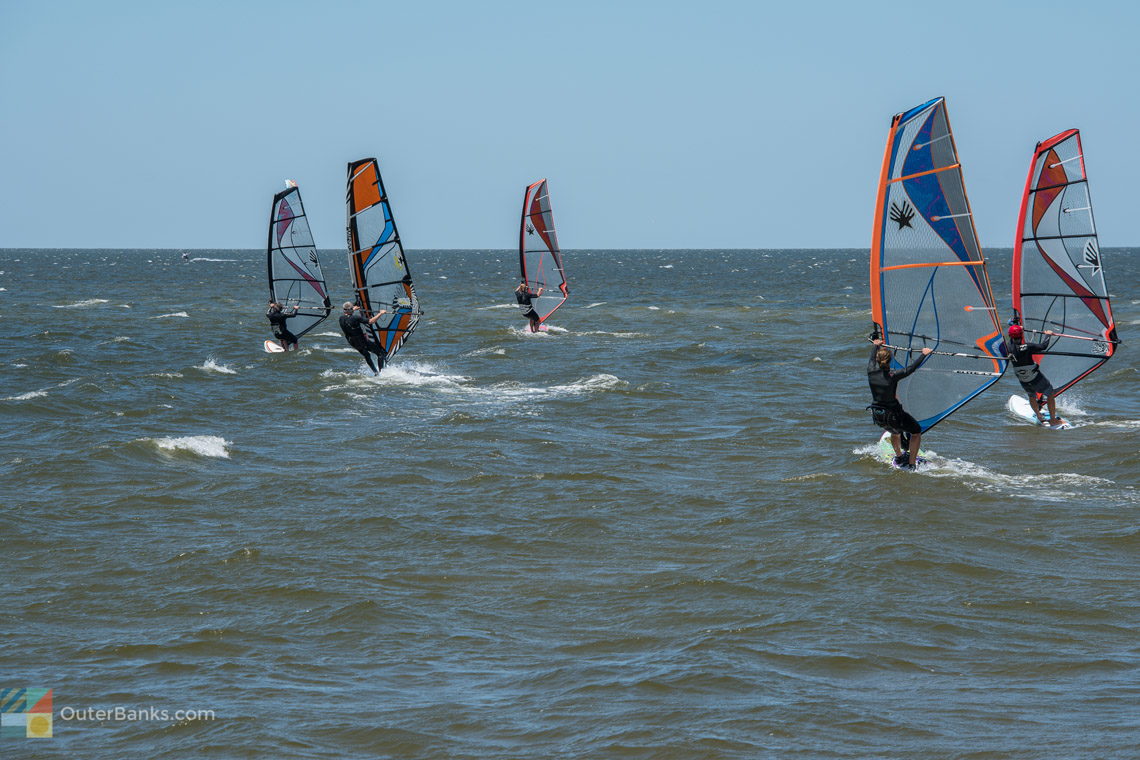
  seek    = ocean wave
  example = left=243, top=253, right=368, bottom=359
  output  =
left=3, top=378, right=78, bottom=402
left=4, top=390, right=48, bottom=401
left=148, top=435, right=231, bottom=458
left=854, top=442, right=1116, bottom=501
left=153, top=312, right=189, bottom=319
left=197, top=358, right=237, bottom=374
left=585, top=302, right=606, bottom=308
left=53, top=298, right=109, bottom=309
left=577, top=330, right=646, bottom=338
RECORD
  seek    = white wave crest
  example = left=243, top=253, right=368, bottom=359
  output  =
left=150, top=435, right=230, bottom=458
left=153, top=311, right=189, bottom=319
left=585, top=302, right=606, bottom=309
left=482, top=303, right=519, bottom=310
left=3, top=378, right=78, bottom=402
left=5, top=390, right=48, bottom=401
left=197, top=358, right=237, bottom=374
left=53, top=298, right=109, bottom=309
left=577, top=330, right=645, bottom=338
left=466, top=346, right=507, bottom=357
left=659, top=264, right=674, bottom=269
left=854, top=441, right=1115, bottom=500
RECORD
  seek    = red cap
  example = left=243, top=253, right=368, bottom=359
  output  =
left=1008, top=324, right=1024, bottom=339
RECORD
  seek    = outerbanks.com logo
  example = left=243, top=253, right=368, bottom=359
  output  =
left=2, top=688, right=216, bottom=739
left=1, top=689, right=53, bottom=739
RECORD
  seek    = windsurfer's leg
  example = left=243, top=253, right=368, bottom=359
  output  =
left=1027, top=389, right=1045, bottom=423
left=908, top=433, right=921, bottom=467
left=1045, top=393, right=1063, bottom=425
left=890, top=433, right=902, bottom=457
left=354, top=345, right=377, bottom=374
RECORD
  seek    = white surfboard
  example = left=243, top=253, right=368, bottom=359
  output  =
left=263, top=339, right=285, bottom=353
left=1007, top=394, right=1070, bottom=429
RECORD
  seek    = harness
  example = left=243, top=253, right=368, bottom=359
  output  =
left=867, top=403, right=904, bottom=434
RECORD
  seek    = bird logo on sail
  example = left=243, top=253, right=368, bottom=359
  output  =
left=1083, top=240, right=1100, bottom=273
left=889, top=200, right=915, bottom=231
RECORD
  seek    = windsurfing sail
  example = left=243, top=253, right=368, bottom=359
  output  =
left=869, top=97, right=1007, bottom=432
left=1012, top=129, right=1118, bottom=396
left=346, top=158, right=420, bottom=360
left=519, top=179, right=568, bottom=323
left=267, top=181, right=331, bottom=338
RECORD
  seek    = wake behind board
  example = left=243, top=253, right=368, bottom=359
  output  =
left=876, top=431, right=928, bottom=470
left=1007, top=394, right=1070, bottom=430
left=263, top=339, right=285, bottom=353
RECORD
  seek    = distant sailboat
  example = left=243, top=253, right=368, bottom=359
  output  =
left=518, top=179, right=568, bottom=326
left=869, top=97, right=1006, bottom=432
left=266, top=180, right=332, bottom=340
left=345, top=158, right=420, bottom=361
left=1011, top=129, right=1119, bottom=397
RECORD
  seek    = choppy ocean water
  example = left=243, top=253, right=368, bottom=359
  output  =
left=1, top=247, right=1137, bottom=758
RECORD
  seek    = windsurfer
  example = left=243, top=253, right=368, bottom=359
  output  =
left=340, top=301, right=388, bottom=375
left=515, top=281, right=544, bottom=332
left=266, top=300, right=300, bottom=350
left=867, top=337, right=933, bottom=470
left=1004, top=323, right=1064, bottom=427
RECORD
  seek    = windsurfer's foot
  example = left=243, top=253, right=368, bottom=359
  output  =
left=1050, top=419, right=1065, bottom=427
left=893, top=453, right=908, bottom=466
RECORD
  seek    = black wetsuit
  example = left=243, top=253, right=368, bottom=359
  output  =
left=516, top=288, right=541, bottom=330
left=1005, top=338, right=1053, bottom=396
left=266, top=305, right=299, bottom=346
left=866, top=345, right=927, bottom=435
left=340, top=311, right=386, bottom=374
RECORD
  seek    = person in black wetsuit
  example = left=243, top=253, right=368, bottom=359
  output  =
left=867, top=337, right=933, bottom=469
left=515, top=281, right=544, bottom=333
left=339, top=301, right=388, bottom=375
left=1004, top=323, right=1065, bottom=427
left=266, top=300, right=300, bottom=351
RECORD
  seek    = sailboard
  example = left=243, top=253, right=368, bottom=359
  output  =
left=267, top=181, right=332, bottom=339
left=869, top=97, right=1006, bottom=432
left=346, top=158, right=420, bottom=361
left=519, top=179, right=568, bottom=324
left=1011, top=129, right=1118, bottom=396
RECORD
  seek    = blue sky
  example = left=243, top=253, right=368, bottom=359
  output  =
left=2, top=0, right=1136, bottom=249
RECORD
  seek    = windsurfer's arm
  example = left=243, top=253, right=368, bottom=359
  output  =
left=368, top=309, right=387, bottom=325
left=893, top=347, right=933, bottom=379
left=868, top=339, right=884, bottom=372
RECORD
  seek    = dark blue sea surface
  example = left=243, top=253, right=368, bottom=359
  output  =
left=1, top=248, right=1137, bottom=758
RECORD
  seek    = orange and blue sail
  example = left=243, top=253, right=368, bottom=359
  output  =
left=346, top=158, right=420, bottom=360
left=870, top=97, right=1006, bottom=432
left=1012, top=129, right=1117, bottom=396
left=519, top=179, right=568, bottom=323
left=266, top=182, right=331, bottom=338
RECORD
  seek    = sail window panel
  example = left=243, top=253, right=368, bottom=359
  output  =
left=1056, top=184, right=1096, bottom=238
